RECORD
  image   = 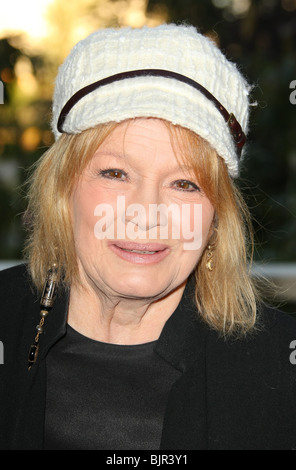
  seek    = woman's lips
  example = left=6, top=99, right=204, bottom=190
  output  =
left=108, top=241, right=170, bottom=264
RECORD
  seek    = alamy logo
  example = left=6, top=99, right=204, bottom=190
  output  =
left=290, top=80, right=296, bottom=105
left=0, top=341, right=4, bottom=365
left=93, top=196, right=203, bottom=250
left=0, top=81, right=4, bottom=104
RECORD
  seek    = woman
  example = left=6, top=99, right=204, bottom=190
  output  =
left=1, top=24, right=296, bottom=450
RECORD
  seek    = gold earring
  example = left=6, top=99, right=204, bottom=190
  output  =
left=206, top=245, right=214, bottom=272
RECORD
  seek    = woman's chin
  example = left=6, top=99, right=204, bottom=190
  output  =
left=109, top=275, right=171, bottom=300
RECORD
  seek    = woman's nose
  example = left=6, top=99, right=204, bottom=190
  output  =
left=124, top=182, right=165, bottom=233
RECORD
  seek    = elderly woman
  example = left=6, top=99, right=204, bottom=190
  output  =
left=1, top=24, right=296, bottom=451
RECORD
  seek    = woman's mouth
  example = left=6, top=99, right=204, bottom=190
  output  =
left=108, top=241, right=170, bottom=264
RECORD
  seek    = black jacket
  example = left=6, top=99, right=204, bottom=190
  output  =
left=1, top=264, right=296, bottom=450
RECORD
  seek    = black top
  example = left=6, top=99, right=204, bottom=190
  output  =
left=44, top=325, right=181, bottom=450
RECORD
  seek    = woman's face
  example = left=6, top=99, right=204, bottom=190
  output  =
left=71, top=118, right=215, bottom=300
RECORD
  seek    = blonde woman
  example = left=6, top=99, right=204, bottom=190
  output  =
left=1, top=24, right=296, bottom=450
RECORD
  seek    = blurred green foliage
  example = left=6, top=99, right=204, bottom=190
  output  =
left=0, top=38, right=53, bottom=259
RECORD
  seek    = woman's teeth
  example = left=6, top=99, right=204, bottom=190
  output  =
left=121, top=248, right=157, bottom=254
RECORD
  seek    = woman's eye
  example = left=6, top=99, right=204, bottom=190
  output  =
left=173, top=180, right=200, bottom=192
left=98, top=169, right=127, bottom=180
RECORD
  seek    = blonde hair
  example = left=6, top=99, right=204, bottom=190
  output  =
left=23, top=119, right=260, bottom=337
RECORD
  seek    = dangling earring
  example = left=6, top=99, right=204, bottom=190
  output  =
left=206, top=245, right=214, bottom=272
left=28, top=263, right=58, bottom=370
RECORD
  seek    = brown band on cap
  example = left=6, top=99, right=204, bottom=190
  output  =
left=57, top=69, right=246, bottom=158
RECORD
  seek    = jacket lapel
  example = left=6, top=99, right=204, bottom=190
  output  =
left=155, top=276, right=209, bottom=449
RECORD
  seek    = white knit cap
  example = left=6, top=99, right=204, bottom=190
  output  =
left=51, top=24, right=252, bottom=177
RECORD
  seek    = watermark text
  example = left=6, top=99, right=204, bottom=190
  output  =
left=94, top=197, right=203, bottom=250
left=289, top=340, right=296, bottom=364
left=0, top=341, right=4, bottom=365
left=289, top=80, right=296, bottom=105
left=0, top=81, right=4, bottom=104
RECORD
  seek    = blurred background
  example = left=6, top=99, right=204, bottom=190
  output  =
left=0, top=0, right=295, bottom=313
